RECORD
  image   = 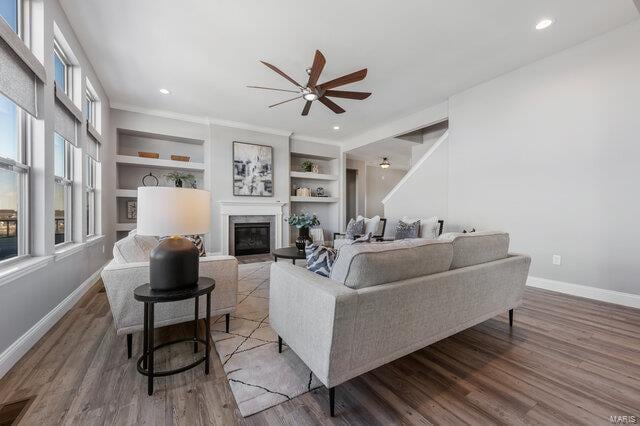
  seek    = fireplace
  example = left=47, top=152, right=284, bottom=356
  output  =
left=234, top=222, right=271, bottom=255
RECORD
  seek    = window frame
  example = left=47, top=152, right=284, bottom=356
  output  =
left=85, top=155, right=97, bottom=237
left=0, top=105, right=30, bottom=266
left=0, top=0, right=21, bottom=36
left=53, top=40, right=73, bottom=99
left=54, top=134, right=73, bottom=247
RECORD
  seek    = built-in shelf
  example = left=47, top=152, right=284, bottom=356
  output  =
left=290, top=196, right=339, bottom=203
left=115, top=189, right=138, bottom=198
left=116, top=155, right=205, bottom=172
left=115, top=223, right=136, bottom=231
left=290, top=171, right=338, bottom=181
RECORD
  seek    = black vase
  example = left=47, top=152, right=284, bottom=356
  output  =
left=175, top=179, right=183, bottom=188
left=295, top=226, right=312, bottom=252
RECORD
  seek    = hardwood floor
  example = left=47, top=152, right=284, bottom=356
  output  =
left=1, top=282, right=638, bottom=425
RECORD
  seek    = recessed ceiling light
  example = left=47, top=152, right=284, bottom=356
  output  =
left=535, top=19, right=554, bottom=30
left=333, top=126, right=340, bottom=130
left=159, top=88, right=170, bottom=95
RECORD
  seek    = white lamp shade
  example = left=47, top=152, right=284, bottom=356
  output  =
left=137, top=187, right=211, bottom=236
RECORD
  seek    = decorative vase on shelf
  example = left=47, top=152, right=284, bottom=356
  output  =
left=175, top=178, right=183, bottom=188
left=295, top=226, right=312, bottom=252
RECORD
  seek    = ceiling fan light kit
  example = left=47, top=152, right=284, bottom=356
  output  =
left=380, top=157, right=390, bottom=169
left=248, top=50, right=371, bottom=116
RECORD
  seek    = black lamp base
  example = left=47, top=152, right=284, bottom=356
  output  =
left=150, top=236, right=199, bottom=291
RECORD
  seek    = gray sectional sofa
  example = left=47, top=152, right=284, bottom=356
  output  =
left=269, top=231, right=530, bottom=416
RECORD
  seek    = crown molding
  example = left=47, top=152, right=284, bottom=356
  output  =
left=109, top=102, right=294, bottom=137
left=207, top=117, right=292, bottom=137
left=290, top=133, right=344, bottom=147
left=110, top=102, right=210, bottom=124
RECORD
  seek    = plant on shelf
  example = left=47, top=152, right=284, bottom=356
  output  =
left=285, top=213, right=320, bottom=251
left=301, top=160, right=313, bottom=172
left=165, top=171, right=196, bottom=188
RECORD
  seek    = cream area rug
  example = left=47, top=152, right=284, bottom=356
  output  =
left=212, top=261, right=323, bottom=417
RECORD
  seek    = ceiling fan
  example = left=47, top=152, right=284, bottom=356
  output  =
left=248, top=50, right=371, bottom=116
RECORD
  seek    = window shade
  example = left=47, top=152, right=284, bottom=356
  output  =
left=54, top=84, right=83, bottom=145
left=0, top=19, right=46, bottom=118
left=87, top=135, right=99, bottom=160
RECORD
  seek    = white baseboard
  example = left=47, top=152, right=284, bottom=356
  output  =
left=0, top=265, right=105, bottom=379
left=527, top=276, right=640, bottom=309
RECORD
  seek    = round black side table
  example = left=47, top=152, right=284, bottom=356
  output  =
left=133, top=278, right=215, bottom=396
left=272, top=246, right=306, bottom=265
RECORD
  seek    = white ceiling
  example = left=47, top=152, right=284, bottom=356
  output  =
left=60, top=0, right=638, bottom=141
left=347, top=138, right=416, bottom=170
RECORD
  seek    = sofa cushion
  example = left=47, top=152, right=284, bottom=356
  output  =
left=449, top=231, right=510, bottom=269
left=395, top=219, right=420, bottom=240
left=402, top=216, right=440, bottom=239
left=345, top=218, right=365, bottom=239
left=113, top=231, right=159, bottom=264
left=330, top=239, right=453, bottom=289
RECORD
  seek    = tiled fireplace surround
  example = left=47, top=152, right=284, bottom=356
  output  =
left=219, top=201, right=286, bottom=256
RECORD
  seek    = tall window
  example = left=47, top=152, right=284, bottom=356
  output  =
left=54, top=133, right=72, bottom=245
left=85, top=156, right=97, bottom=237
left=54, top=41, right=72, bottom=98
left=0, top=94, right=29, bottom=262
left=85, top=90, right=97, bottom=128
left=0, top=0, right=19, bottom=33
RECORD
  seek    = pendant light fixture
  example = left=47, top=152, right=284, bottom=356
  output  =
left=380, top=157, right=390, bottom=169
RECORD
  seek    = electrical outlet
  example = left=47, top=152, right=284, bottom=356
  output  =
left=552, top=255, right=562, bottom=265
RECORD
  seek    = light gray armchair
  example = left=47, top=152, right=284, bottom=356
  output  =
left=102, top=254, right=238, bottom=358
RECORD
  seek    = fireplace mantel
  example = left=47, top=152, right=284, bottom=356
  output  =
left=219, top=200, right=287, bottom=255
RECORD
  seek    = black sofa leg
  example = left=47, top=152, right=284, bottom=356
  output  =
left=278, top=336, right=282, bottom=353
left=126, top=333, right=132, bottom=359
left=509, top=309, right=514, bottom=327
left=225, top=313, right=230, bottom=333
left=329, top=387, right=335, bottom=417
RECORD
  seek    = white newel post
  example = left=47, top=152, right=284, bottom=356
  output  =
left=219, top=200, right=287, bottom=255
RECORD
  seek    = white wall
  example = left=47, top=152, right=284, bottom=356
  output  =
left=383, top=136, right=449, bottom=237
left=210, top=124, right=291, bottom=253
left=365, top=166, right=405, bottom=218
left=0, top=0, right=112, bottom=363
left=448, top=20, right=640, bottom=295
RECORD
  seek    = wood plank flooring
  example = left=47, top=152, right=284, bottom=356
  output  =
left=1, top=280, right=639, bottom=425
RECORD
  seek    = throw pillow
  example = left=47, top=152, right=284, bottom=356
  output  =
left=352, top=232, right=372, bottom=244
left=345, top=218, right=365, bottom=239
left=113, top=231, right=159, bottom=263
left=305, top=243, right=337, bottom=277
left=395, top=219, right=420, bottom=240
left=187, top=235, right=206, bottom=257
left=401, top=216, right=439, bottom=239
left=356, top=215, right=381, bottom=236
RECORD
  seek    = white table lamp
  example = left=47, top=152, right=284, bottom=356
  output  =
left=137, top=187, right=211, bottom=291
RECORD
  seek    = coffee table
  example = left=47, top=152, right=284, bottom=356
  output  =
left=272, top=246, right=306, bottom=265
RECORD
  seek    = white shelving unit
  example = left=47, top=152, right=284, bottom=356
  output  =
left=115, top=128, right=205, bottom=241
left=290, top=171, right=338, bottom=181
left=290, top=196, right=339, bottom=203
left=116, top=154, right=205, bottom=172
left=115, top=189, right=138, bottom=198
left=115, top=223, right=136, bottom=232
left=289, top=147, right=341, bottom=244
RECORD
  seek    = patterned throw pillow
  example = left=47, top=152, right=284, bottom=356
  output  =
left=345, top=218, right=365, bottom=239
left=305, top=243, right=337, bottom=277
left=187, top=235, right=206, bottom=257
left=352, top=232, right=372, bottom=244
left=159, top=235, right=206, bottom=256
left=395, top=220, right=420, bottom=240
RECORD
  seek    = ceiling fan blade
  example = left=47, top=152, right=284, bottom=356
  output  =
left=323, top=90, right=371, bottom=100
left=318, top=68, right=368, bottom=90
left=260, top=61, right=302, bottom=88
left=301, top=101, right=312, bottom=116
left=268, top=96, right=302, bottom=108
left=318, top=96, right=345, bottom=114
left=247, top=85, right=300, bottom=93
left=306, top=50, right=326, bottom=88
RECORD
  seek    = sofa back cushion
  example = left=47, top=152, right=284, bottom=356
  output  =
left=330, top=239, right=453, bottom=289
left=449, top=232, right=510, bottom=269
left=113, top=231, right=159, bottom=264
